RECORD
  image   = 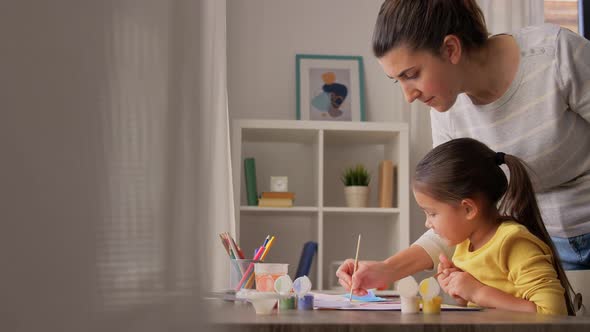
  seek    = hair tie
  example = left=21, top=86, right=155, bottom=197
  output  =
left=495, top=152, right=506, bottom=166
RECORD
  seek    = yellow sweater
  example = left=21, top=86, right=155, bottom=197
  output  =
left=453, top=221, right=567, bottom=315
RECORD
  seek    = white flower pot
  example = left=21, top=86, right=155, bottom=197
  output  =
left=344, top=186, right=369, bottom=208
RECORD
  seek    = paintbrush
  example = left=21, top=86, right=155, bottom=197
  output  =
left=349, top=234, right=362, bottom=302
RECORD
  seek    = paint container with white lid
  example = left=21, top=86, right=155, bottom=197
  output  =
left=397, top=276, right=420, bottom=314
left=274, top=275, right=296, bottom=311
left=293, top=276, right=313, bottom=310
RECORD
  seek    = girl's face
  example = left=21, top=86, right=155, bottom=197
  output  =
left=413, top=190, right=473, bottom=246
left=377, top=45, right=461, bottom=112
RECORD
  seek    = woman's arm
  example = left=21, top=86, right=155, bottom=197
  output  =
left=337, top=245, right=433, bottom=295
left=383, top=245, right=434, bottom=280
left=556, top=28, right=590, bottom=123
left=337, top=231, right=453, bottom=294
left=413, top=229, right=456, bottom=270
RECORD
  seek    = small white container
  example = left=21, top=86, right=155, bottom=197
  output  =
left=244, top=292, right=279, bottom=315
left=400, top=296, right=420, bottom=314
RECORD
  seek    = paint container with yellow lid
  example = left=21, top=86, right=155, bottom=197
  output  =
left=419, top=277, right=442, bottom=314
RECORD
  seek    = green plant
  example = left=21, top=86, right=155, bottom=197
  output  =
left=341, top=164, right=371, bottom=186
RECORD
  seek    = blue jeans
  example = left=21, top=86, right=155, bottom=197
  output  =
left=551, top=233, right=590, bottom=270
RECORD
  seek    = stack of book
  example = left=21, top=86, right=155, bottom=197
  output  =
left=258, top=191, right=295, bottom=207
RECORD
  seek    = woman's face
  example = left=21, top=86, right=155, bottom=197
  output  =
left=378, top=45, right=461, bottom=112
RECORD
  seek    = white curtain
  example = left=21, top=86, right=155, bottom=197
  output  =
left=403, top=0, right=544, bottom=242
left=2, top=0, right=230, bottom=330
left=477, top=0, right=545, bottom=34
left=198, top=0, right=234, bottom=292
left=94, top=0, right=212, bottom=315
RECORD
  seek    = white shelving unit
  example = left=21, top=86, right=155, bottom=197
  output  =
left=231, top=120, right=410, bottom=290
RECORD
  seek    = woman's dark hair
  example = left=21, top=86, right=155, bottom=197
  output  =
left=372, top=0, right=489, bottom=57
left=414, top=138, right=575, bottom=315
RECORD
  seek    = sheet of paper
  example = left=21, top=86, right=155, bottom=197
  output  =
left=312, top=292, right=482, bottom=311
left=341, top=303, right=482, bottom=311
left=440, top=304, right=483, bottom=311
left=312, top=292, right=399, bottom=310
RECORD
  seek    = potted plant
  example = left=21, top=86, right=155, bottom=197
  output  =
left=341, top=164, right=371, bottom=208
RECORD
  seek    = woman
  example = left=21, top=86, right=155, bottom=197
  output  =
left=337, top=0, right=590, bottom=296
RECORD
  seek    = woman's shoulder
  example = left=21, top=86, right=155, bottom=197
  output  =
left=514, top=23, right=561, bottom=36
left=512, top=23, right=561, bottom=50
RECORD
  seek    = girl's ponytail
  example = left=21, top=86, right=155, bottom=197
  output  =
left=499, top=154, right=576, bottom=316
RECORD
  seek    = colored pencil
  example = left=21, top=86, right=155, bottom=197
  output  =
left=228, top=232, right=245, bottom=259
left=259, top=236, right=275, bottom=261
left=262, top=235, right=270, bottom=247
left=235, top=245, right=265, bottom=291
left=243, top=247, right=264, bottom=289
left=224, top=233, right=237, bottom=259
left=219, top=234, right=230, bottom=256
left=244, top=236, right=276, bottom=288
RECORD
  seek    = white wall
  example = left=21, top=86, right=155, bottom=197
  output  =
left=227, top=0, right=433, bottom=264
left=1, top=1, right=206, bottom=331
left=227, top=0, right=409, bottom=122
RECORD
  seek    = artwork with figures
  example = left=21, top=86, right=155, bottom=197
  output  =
left=309, top=69, right=351, bottom=121
left=296, top=54, right=365, bottom=122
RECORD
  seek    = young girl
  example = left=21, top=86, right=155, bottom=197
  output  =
left=413, top=137, right=574, bottom=315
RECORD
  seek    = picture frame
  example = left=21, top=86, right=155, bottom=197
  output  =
left=296, top=54, right=365, bottom=121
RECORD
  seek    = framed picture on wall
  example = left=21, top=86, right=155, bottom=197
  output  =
left=296, top=54, right=365, bottom=121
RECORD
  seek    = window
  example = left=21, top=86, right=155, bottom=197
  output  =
left=545, top=0, right=590, bottom=39
left=545, top=0, right=579, bottom=33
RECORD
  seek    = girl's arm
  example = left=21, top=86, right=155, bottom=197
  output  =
left=471, top=283, right=536, bottom=313
left=445, top=271, right=537, bottom=313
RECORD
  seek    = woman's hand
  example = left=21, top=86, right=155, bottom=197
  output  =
left=336, top=259, right=392, bottom=296
left=436, top=254, right=468, bottom=305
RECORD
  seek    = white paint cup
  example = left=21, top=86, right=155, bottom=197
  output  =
left=245, top=292, right=279, bottom=315
left=400, top=296, right=420, bottom=314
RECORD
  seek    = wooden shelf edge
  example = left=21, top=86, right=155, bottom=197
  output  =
left=240, top=206, right=319, bottom=213
left=322, top=207, right=401, bottom=214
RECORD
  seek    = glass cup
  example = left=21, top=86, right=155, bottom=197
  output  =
left=254, top=263, right=289, bottom=292
left=229, top=259, right=260, bottom=290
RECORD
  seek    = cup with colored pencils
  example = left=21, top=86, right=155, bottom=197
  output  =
left=229, top=259, right=261, bottom=290
left=233, top=235, right=278, bottom=291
